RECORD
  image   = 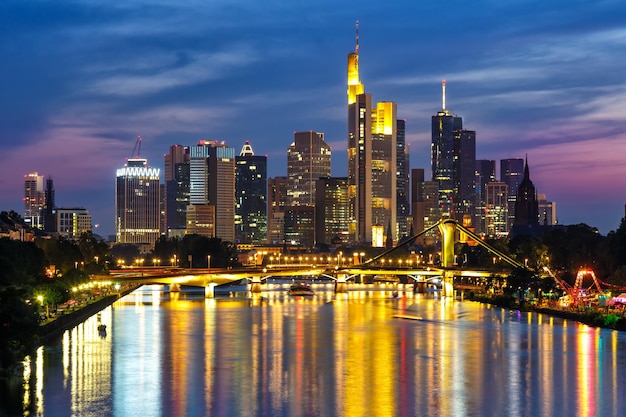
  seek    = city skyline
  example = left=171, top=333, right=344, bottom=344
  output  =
left=2, top=1, right=626, bottom=236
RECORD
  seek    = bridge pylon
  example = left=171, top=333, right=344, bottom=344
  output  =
left=438, top=219, right=457, bottom=297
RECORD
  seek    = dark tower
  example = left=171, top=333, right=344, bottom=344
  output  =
left=513, top=157, right=538, bottom=226
left=43, top=176, right=56, bottom=233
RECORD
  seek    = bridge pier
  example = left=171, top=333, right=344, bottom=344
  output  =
left=442, top=270, right=455, bottom=298
left=413, top=281, right=426, bottom=293
left=335, top=274, right=348, bottom=293
left=249, top=277, right=262, bottom=293
left=205, top=283, right=217, bottom=298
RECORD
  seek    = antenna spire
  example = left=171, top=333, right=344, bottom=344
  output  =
left=442, top=80, right=446, bottom=110
left=355, top=20, right=359, bottom=55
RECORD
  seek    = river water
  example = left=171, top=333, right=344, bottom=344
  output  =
left=3, top=284, right=626, bottom=417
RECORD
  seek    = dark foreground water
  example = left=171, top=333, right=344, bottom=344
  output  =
left=3, top=284, right=626, bottom=417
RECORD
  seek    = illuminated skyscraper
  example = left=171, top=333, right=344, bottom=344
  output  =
left=347, top=22, right=398, bottom=245
left=115, top=158, right=161, bottom=246
left=453, top=129, right=476, bottom=224
left=189, top=140, right=236, bottom=242
left=475, top=159, right=496, bottom=235
left=164, top=145, right=190, bottom=237
left=24, top=172, right=44, bottom=229
left=485, top=182, right=508, bottom=238
left=315, top=177, right=350, bottom=245
left=396, top=119, right=410, bottom=239
left=267, top=176, right=288, bottom=245
left=287, top=131, right=331, bottom=206
left=235, top=141, right=267, bottom=244
left=500, top=158, right=524, bottom=228
left=431, top=81, right=463, bottom=220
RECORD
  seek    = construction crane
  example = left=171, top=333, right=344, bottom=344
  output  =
left=129, top=136, right=142, bottom=159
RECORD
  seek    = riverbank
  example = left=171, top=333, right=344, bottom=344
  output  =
left=468, top=293, right=626, bottom=331
left=38, top=284, right=141, bottom=344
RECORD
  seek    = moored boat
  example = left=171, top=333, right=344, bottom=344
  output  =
left=289, top=282, right=315, bottom=296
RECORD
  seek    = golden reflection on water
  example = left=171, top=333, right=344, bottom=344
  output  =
left=15, top=287, right=626, bottom=417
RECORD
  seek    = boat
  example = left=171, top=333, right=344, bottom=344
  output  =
left=289, top=282, right=315, bottom=296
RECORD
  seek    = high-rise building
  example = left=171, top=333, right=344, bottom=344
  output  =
left=115, top=158, right=161, bottom=246
left=235, top=141, right=267, bottom=244
left=189, top=140, right=236, bottom=242
left=164, top=145, right=190, bottom=237
left=485, top=182, right=508, bottom=238
left=371, top=101, right=397, bottom=243
left=500, top=158, right=524, bottom=228
left=24, top=172, right=45, bottom=229
left=284, top=206, right=315, bottom=248
left=453, top=129, right=476, bottom=224
left=431, top=81, right=463, bottom=220
left=346, top=23, right=399, bottom=245
left=267, top=176, right=289, bottom=245
left=410, top=168, right=439, bottom=245
left=475, top=160, right=496, bottom=235
left=56, top=208, right=91, bottom=239
left=396, top=119, right=410, bottom=239
left=315, top=177, right=350, bottom=246
left=43, top=176, right=56, bottom=233
left=287, top=131, right=331, bottom=206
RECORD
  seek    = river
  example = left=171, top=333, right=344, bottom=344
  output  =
left=3, top=284, right=626, bottom=417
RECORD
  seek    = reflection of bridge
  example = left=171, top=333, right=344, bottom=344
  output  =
left=97, top=219, right=525, bottom=297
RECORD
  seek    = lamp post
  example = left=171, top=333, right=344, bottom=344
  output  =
left=207, top=255, right=211, bottom=272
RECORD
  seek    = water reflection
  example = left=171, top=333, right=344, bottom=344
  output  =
left=5, top=287, right=626, bottom=417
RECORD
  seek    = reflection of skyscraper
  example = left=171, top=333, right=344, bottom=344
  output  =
left=235, top=141, right=267, bottom=244
left=24, top=172, right=44, bottom=229
left=500, top=158, right=524, bottom=228
left=347, top=23, right=398, bottom=245
left=287, top=131, right=331, bottom=206
left=115, top=158, right=161, bottom=245
left=432, top=81, right=463, bottom=220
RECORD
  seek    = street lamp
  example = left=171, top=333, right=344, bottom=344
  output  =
left=207, top=255, right=211, bottom=272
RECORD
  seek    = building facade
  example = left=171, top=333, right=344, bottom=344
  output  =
left=500, top=158, right=524, bottom=228
left=287, top=131, right=331, bottom=206
left=315, top=177, right=350, bottom=246
left=56, top=208, right=92, bottom=239
left=235, top=141, right=267, bottom=244
left=24, top=172, right=45, bottom=229
left=485, top=182, right=509, bottom=238
left=115, top=158, right=161, bottom=245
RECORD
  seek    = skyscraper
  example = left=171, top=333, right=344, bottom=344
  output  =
left=500, top=158, right=524, bottom=228
left=189, top=140, right=236, bottom=242
left=475, top=159, right=496, bottom=235
left=24, top=172, right=44, bottom=229
left=396, top=119, right=410, bottom=239
left=115, top=158, right=161, bottom=246
left=235, top=141, right=267, bottom=244
left=315, top=177, right=350, bottom=246
left=267, top=176, right=289, bottom=245
left=347, top=23, right=398, bottom=245
left=287, top=131, right=331, bottom=206
left=43, top=176, right=56, bottom=233
left=164, top=145, right=190, bottom=237
left=411, top=168, right=439, bottom=245
left=453, top=129, right=476, bottom=224
left=431, top=81, right=463, bottom=220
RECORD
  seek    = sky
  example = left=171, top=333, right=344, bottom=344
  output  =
left=1, top=0, right=626, bottom=238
